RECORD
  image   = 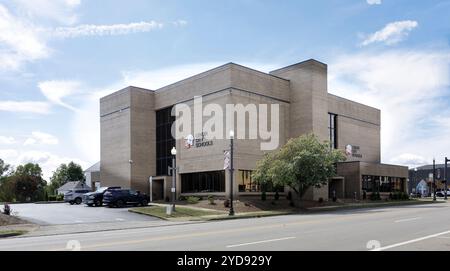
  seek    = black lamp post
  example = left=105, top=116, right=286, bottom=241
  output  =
left=445, top=157, right=449, bottom=200
left=433, top=158, right=437, bottom=201
left=229, top=130, right=235, bottom=216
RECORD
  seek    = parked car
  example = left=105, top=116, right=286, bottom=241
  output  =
left=436, top=191, right=445, bottom=197
left=64, top=189, right=91, bottom=205
left=83, top=186, right=121, bottom=207
left=103, top=189, right=149, bottom=208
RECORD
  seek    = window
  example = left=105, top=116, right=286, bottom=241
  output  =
left=362, top=175, right=405, bottom=193
left=156, top=107, right=175, bottom=176
left=328, top=113, right=338, bottom=149
left=237, top=170, right=275, bottom=192
left=181, top=171, right=225, bottom=193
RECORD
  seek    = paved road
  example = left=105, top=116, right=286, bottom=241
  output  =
left=2, top=202, right=450, bottom=251
left=8, top=203, right=159, bottom=225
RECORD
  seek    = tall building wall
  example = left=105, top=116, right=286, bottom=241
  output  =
left=100, top=87, right=155, bottom=193
left=270, top=59, right=329, bottom=141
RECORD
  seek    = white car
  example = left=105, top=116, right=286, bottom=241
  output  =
left=64, top=189, right=91, bottom=205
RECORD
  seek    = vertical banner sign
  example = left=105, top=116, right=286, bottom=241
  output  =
left=224, top=150, right=230, bottom=170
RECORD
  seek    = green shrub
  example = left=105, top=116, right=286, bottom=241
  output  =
left=401, top=192, right=410, bottom=200
left=370, top=192, right=381, bottom=201
left=261, top=191, right=267, bottom=201
left=187, top=196, right=200, bottom=204
left=207, top=195, right=215, bottom=205
left=48, top=195, right=57, bottom=201
left=178, top=195, right=186, bottom=201
left=274, top=191, right=280, bottom=201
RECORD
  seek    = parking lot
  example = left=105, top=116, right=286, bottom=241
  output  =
left=8, top=203, right=160, bottom=225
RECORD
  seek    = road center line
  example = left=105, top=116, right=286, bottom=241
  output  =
left=394, top=217, right=422, bottom=223
left=226, top=237, right=296, bottom=248
left=373, top=230, right=450, bottom=251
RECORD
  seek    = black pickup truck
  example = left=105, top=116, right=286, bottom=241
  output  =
left=83, top=186, right=121, bottom=207
left=103, top=189, right=149, bottom=208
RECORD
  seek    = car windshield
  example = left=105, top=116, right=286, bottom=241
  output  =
left=96, top=187, right=108, bottom=193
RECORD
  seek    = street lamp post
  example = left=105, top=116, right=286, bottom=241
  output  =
left=170, top=147, right=177, bottom=211
left=433, top=158, right=437, bottom=201
left=445, top=157, right=449, bottom=200
left=413, top=168, right=418, bottom=197
left=229, top=130, right=235, bottom=216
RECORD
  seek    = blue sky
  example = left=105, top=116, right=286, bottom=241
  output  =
left=0, top=0, right=449, bottom=179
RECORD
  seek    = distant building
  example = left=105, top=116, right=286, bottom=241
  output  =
left=56, top=181, right=91, bottom=195
left=409, top=164, right=447, bottom=195
left=84, top=162, right=100, bottom=191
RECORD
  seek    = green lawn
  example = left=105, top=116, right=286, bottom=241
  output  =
left=129, top=205, right=224, bottom=219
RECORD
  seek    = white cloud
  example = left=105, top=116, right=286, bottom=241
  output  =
left=367, top=0, right=382, bottom=5
left=0, top=2, right=179, bottom=71
left=361, top=20, right=419, bottom=46
left=38, top=80, right=81, bottom=111
left=0, top=4, right=49, bottom=70
left=0, top=136, right=16, bottom=145
left=172, top=20, right=188, bottom=27
left=13, top=0, right=81, bottom=25
left=0, top=148, right=88, bottom=180
left=51, top=21, right=164, bottom=38
left=390, top=153, right=429, bottom=169
left=24, top=131, right=59, bottom=146
left=329, top=49, right=450, bottom=168
left=0, top=101, right=51, bottom=114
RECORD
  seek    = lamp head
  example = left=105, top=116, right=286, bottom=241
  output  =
left=229, top=130, right=235, bottom=138
left=171, top=147, right=177, bottom=156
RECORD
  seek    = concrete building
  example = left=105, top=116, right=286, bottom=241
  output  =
left=84, top=162, right=100, bottom=191
left=99, top=59, right=408, bottom=201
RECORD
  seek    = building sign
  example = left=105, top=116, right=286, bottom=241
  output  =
left=345, top=144, right=363, bottom=158
left=184, top=132, right=214, bottom=149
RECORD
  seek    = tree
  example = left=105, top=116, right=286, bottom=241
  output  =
left=0, top=158, right=10, bottom=176
left=48, top=162, right=85, bottom=194
left=11, top=163, right=46, bottom=202
left=252, top=134, right=346, bottom=204
left=0, top=159, right=13, bottom=202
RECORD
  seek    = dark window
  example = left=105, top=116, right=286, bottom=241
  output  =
left=181, top=171, right=226, bottom=193
left=362, top=175, right=405, bottom=193
left=156, top=107, right=175, bottom=176
left=328, top=113, right=338, bottom=149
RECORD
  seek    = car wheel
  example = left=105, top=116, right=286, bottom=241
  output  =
left=141, top=199, right=148, bottom=206
left=69, top=201, right=74, bottom=205
left=116, top=200, right=125, bottom=208
left=75, top=198, right=82, bottom=205
left=94, top=199, right=102, bottom=207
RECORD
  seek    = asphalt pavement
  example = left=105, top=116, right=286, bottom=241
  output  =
left=1, top=201, right=450, bottom=251
left=8, top=203, right=159, bottom=225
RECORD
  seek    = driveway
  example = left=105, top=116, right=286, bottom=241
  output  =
left=8, top=203, right=160, bottom=225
